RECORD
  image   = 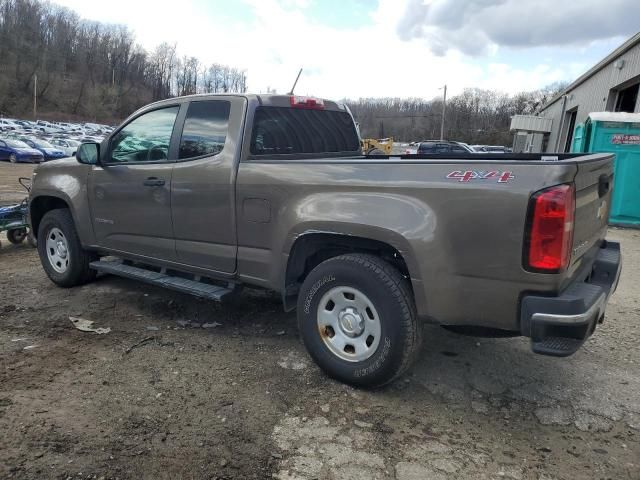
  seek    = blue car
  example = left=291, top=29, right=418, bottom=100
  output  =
left=0, top=138, right=44, bottom=163
left=18, top=137, right=67, bottom=161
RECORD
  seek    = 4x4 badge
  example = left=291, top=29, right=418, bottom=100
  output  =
left=446, top=170, right=515, bottom=183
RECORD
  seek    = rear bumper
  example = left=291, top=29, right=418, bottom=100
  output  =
left=520, top=241, right=621, bottom=356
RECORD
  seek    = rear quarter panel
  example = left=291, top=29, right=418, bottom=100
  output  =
left=236, top=159, right=578, bottom=330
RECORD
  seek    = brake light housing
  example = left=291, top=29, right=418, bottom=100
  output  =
left=290, top=96, right=325, bottom=109
left=524, top=184, right=575, bottom=273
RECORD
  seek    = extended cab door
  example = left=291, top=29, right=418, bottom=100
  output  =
left=170, top=97, right=246, bottom=273
left=88, top=105, right=182, bottom=260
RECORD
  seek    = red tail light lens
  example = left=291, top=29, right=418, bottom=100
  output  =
left=525, top=184, right=575, bottom=272
left=290, top=96, right=325, bottom=109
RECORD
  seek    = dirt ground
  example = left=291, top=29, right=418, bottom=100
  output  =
left=0, top=162, right=639, bottom=480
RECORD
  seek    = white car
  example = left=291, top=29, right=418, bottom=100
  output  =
left=0, top=119, right=20, bottom=130
left=49, top=138, right=81, bottom=157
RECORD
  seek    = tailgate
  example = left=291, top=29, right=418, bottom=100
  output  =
left=571, top=154, right=614, bottom=265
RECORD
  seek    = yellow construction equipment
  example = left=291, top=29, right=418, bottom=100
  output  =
left=361, top=137, right=393, bottom=155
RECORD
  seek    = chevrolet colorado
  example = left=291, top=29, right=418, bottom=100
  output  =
left=29, top=94, right=621, bottom=387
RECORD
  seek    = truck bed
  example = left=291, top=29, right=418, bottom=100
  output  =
left=237, top=151, right=614, bottom=332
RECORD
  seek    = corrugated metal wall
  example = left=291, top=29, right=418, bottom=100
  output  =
left=541, top=42, right=640, bottom=152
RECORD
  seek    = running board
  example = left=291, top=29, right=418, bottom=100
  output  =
left=89, top=259, right=236, bottom=302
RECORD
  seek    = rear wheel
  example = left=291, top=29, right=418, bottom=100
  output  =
left=37, top=209, right=97, bottom=287
left=9, top=154, right=17, bottom=163
left=297, top=253, right=421, bottom=388
left=7, top=228, right=27, bottom=244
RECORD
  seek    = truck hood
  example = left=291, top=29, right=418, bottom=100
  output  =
left=34, top=156, right=79, bottom=171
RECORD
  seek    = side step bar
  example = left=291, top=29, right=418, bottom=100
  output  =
left=90, top=259, right=237, bottom=302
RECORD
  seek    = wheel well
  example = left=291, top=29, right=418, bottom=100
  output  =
left=283, top=233, right=412, bottom=311
left=30, top=196, right=69, bottom=239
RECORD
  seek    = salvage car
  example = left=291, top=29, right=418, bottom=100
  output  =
left=18, top=137, right=67, bottom=161
left=49, top=138, right=80, bottom=157
left=28, top=94, right=621, bottom=387
left=0, top=138, right=44, bottom=163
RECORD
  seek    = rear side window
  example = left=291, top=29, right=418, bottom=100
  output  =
left=250, top=107, right=360, bottom=156
left=179, top=100, right=231, bottom=160
left=418, top=142, right=435, bottom=153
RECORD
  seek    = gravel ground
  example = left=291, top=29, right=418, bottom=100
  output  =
left=0, top=162, right=639, bottom=480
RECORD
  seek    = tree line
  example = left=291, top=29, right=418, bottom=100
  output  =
left=346, top=83, right=567, bottom=145
left=0, top=0, right=566, bottom=141
left=0, top=0, right=247, bottom=123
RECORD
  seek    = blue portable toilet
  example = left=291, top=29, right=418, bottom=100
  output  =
left=571, top=112, right=640, bottom=227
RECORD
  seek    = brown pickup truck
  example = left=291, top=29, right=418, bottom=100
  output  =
left=29, top=94, right=621, bottom=387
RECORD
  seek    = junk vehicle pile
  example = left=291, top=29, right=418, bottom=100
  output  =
left=0, top=118, right=112, bottom=163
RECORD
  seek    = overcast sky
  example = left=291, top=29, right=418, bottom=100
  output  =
left=55, top=0, right=639, bottom=100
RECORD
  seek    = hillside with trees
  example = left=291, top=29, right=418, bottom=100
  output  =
left=0, top=0, right=247, bottom=123
left=0, top=0, right=567, bottom=144
left=347, top=83, right=567, bottom=145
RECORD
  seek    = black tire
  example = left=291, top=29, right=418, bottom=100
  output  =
left=297, top=253, right=422, bottom=388
left=7, top=228, right=27, bottom=244
left=37, top=208, right=97, bottom=287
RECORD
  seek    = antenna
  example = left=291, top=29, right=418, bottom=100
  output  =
left=288, top=68, right=303, bottom=95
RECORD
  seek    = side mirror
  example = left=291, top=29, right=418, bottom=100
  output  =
left=76, top=142, right=100, bottom=165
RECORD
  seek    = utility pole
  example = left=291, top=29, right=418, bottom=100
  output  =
left=440, top=84, right=447, bottom=141
left=33, top=74, right=37, bottom=120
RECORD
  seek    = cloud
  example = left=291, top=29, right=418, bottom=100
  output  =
left=52, top=0, right=606, bottom=99
left=397, top=0, right=640, bottom=56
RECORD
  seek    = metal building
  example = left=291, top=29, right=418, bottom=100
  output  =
left=510, top=32, right=640, bottom=153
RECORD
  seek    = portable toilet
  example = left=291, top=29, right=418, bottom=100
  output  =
left=571, top=112, right=640, bottom=227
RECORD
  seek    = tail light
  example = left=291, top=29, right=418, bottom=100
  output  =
left=290, top=96, right=325, bottom=109
left=525, top=184, right=575, bottom=273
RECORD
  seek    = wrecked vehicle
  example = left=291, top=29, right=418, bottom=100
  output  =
left=29, top=94, right=621, bottom=387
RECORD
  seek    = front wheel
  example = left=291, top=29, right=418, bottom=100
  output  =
left=9, top=154, right=17, bottom=163
left=37, top=209, right=97, bottom=287
left=297, top=253, right=421, bottom=388
left=7, top=228, right=27, bottom=244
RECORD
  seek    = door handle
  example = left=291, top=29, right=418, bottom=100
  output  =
left=143, top=177, right=165, bottom=187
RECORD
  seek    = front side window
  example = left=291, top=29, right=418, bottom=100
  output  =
left=109, top=106, right=179, bottom=163
left=250, top=107, right=360, bottom=156
left=179, top=100, right=231, bottom=160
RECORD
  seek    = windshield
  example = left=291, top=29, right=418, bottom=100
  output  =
left=33, top=140, right=54, bottom=148
left=5, top=139, right=29, bottom=148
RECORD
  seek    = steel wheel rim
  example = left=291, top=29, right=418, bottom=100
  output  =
left=317, top=286, right=381, bottom=362
left=45, top=227, right=70, bottom=273
left=9, top=154, right=16, bottom=163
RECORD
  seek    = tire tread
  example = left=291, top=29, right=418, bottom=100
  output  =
left=298, top=252, right=422, bottom=387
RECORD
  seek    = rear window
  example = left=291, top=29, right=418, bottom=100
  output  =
left=179, top=100, right=230, bottom=160
left=250, top=107, right=360, bottom=156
